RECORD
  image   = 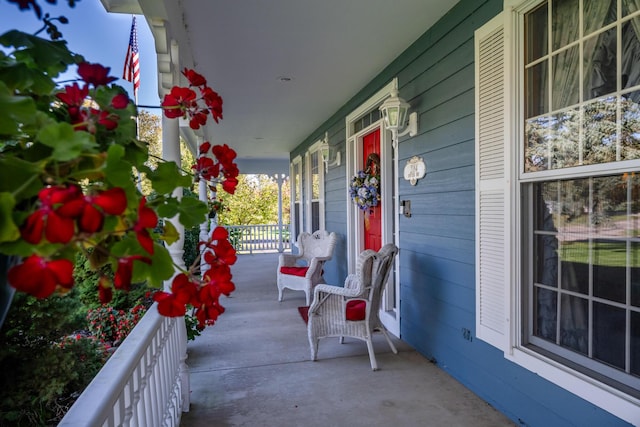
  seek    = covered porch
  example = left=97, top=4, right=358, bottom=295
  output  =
left=179, top=252, right=513, bottom=426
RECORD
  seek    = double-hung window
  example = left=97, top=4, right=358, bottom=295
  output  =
left=305, top=144, right=325, bottom=233
left=523, top=0, right=640, bottom=395
left=291, top=156, right=303, bottom=242
left=476, top=0, right=640, bottom=418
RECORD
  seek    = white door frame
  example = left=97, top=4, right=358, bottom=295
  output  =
left=345, top=78, right=400, bottom=337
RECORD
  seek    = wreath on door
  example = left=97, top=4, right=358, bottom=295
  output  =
left=349, top=153, right=380, bottom=213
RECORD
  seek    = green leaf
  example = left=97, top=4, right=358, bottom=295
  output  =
left=149, top=162, right=193, bottom=194
left=155, top=197, right=179, bottom=219
left=37, top=122, right=96, bottom=161
left=0, top=62, right=56, bottom=94
left=0, top=155, right=44, bottom=201
left=141, top=245, right=175, bottom=288
left=110, top=237, right=175, bottom=288
left=0, top=81, right=37, bottom=135
left=161, top=221, right=180, bottom=246
left=177, top=197, right=208, bottom=229
left=0, top=192, right=20, bottom=243
left=105, top=144, right=133, bottom=187
left=0, top=30, right=79, bottom=79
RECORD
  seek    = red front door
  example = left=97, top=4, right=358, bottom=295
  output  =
left=363, top=129, right=381, bottom=251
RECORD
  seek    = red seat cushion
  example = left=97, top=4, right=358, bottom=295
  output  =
left=280, top=266, right=309, bottom=277
left=346, top=300, right=366, bottom=321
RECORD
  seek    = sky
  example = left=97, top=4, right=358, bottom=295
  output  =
left=0, top=0, right=160, bottom=110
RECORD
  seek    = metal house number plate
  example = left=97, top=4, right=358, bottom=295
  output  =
left=403, top=156, right=426, bottom=185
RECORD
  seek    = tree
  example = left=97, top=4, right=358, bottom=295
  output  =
left=217, top=174, right=289, bottom=225
left=137, top=110, right=196, bottom=195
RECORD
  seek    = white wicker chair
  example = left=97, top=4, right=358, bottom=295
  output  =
left=307, top=243, right=399, bottom=370
left=277, top=230, right=337, bottom=305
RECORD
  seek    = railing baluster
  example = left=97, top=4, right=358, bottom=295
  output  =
left=224, top=224, right=290, bottom=254
left=58, top=307, right=186, bottom=427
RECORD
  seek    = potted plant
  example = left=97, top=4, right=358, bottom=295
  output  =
left=0, top=2, right=239, bottom=329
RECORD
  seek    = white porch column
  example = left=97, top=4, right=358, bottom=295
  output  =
left=161, top=113, right=190, bottom=412
left=161, top=114, right=185, bottom=276
left=275, top=174, right=285, bottom=253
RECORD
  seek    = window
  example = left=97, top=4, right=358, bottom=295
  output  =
left=291, top=156, right=303, bottom=242
left=305, top=144, right=325, bottom=232
left=522, top=0, right=640, bottom=395
left=477, top=1, right=640, bottom=420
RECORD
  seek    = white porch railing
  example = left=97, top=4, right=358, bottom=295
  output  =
left=225, top=224, right=291, bottom=254
left=58, top=304, right=189, bottom=427
left=57, top=225, right=287, bottom=426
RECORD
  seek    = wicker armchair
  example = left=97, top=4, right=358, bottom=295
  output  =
left=277, top=230, right=337, bottom=305
left=307, top=243, right=399, bottom=370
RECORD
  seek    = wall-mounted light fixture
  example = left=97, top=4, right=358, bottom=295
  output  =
left=379, top=87, right=418, bottom=147
left=320, top=131, right=341, bottom=172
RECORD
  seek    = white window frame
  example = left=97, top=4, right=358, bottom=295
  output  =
left=291, top=155, right=303, bottom=242
left=475, top=2, right=640, bottom=423
left=305, top=141, right=325, bottom=233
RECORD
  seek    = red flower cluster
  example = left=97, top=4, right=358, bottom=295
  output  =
left=193, top=142, right=240, bottom=195
left=56, top=62, right=128, bottom=134
left=9, top=184, right=160, bottom=302
left=7, top=255, right=73, bottom=298
left=21, top=185, right=127, bottom=244
left=161, top=68, right=223, bottom=130
left=154, top=226, right=236, bottom=327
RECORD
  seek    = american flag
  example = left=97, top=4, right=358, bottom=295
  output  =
left=123, top=16, right=140, bottom=100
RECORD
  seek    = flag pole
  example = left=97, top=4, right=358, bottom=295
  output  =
left=123, top=15, right=143, bottom=192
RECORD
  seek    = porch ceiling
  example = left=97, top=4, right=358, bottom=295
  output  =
left=101, top=0, right=460, bottom=174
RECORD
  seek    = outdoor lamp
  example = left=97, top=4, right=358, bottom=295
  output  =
left=320, top=131, right=341, bottom=172
left=379, top=88, right=418, bottom=147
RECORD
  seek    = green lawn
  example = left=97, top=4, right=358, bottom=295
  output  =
left=560, top=241, right=640, bottom=267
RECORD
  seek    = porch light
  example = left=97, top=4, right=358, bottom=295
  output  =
left=379, top=88, right=418, bottom=147
left=320, top=131, right=341, bottom=172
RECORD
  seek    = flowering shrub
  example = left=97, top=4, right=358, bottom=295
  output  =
left=87, top=304, right=147, bottom=345
left=56, top=333, right=109, bottom=364
left=0, top=19, right=238, bottom=327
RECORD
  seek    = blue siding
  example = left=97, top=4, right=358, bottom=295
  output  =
left=290, top=0, right=634, bottom=425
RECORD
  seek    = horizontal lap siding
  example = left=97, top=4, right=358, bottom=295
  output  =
left=323, top=127, right=348, bottom=284
left=291, top=0, right=630, bottom=424
left=392, top=1, right=631, bottom=425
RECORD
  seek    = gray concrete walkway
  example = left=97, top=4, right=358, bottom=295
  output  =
left=180, top=253, right=515, bottom=427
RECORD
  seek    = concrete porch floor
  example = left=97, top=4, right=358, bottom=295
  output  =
left=180, top=253, right=515, bottom=427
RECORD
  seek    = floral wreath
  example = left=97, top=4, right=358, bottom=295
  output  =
left=349, top=153, right=380, bottom=212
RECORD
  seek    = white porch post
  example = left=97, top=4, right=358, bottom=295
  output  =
left=276, top=174, right=285, bottom=253
left=161, top=113, right=190, bottom=412
left=198, top=179, right=211, bottom=276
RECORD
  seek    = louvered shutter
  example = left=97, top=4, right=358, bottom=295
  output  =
left=475, top=12, right=509, bottom=350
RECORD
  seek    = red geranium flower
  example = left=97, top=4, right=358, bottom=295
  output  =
left=189, top=110, right=208, bottom=130
left=56, top=82, right=88, bottom=106
left=7, top=255, right=74, bottom=298
left=98, top=275, right=113, bottom=304
left=199, top=141, right=211, bottom=155
left=111, top=93, right=129, bottom=109
left=161, top=86, right=197, bottom=119
left=20, top=185, right=83, bottom=244
left=114, top=255, right=151, bottom=291
left=77, top=62, right=117, bottom=87
left=201, top=86, right=223, bottom=123
left=183, top=68, right=207, bottom=87
left=57, top=187, right=127, bottom=233
left=154, top=291, right=187, bottom=317
left=171, top=273, right=200, bottom=306
left=192, top=156, right=219, bottom=181
left=133, top=198, right=158, bottom=254
left=96, top=109, right=119, bottom=130
left=222, top=177, right=239, bottom=195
